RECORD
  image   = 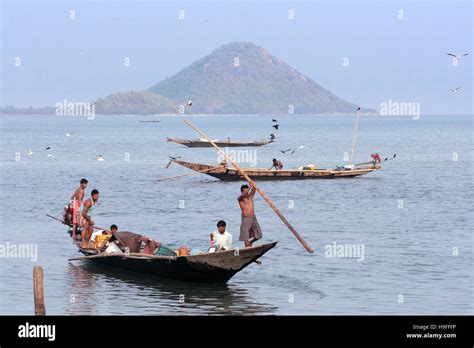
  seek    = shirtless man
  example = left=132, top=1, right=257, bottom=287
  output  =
left=78, top=189, right=99, bottom=248
left=70, top=178, right=88, bottom=239
left=238, top=184, right=262, bottom=247
left=270, top=158, right=283, bottom=170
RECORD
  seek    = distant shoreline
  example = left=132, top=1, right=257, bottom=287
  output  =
left=1, top=113, right=472, bottom=117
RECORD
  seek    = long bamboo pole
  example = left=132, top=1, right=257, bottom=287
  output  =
left=184, top=120, right=314, bottom=254
left=350, top=107, right=361, bottom=165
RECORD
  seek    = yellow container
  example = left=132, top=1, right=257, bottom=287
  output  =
left=95, top=234, right=110, bottom=249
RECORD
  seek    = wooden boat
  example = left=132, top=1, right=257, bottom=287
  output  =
left=167, top=136, right=274, bottom=148
left=50, top=213, right=277, bottom=283
left=74, top=239, right=277, bottom=283
left=170, top=159, right=381, bottom=181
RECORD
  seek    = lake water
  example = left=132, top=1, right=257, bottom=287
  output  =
left=0, top=114, right=472, bottom=315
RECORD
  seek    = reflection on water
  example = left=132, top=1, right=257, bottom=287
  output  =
left=65, top=262, right=277, bottom=315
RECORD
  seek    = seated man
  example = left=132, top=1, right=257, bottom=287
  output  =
left=270, top=158, right=283, bottom=170
left=210, top=220, right=232, bottom=251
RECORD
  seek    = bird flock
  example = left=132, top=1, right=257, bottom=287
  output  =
left=23, top=132, right=105, bottom=162
left=446, top=52, right=468, bottom=93
left=270, top=118, right=305, bottom=157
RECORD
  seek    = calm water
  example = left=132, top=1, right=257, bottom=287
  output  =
left=0, top=114, right=472, bottom=315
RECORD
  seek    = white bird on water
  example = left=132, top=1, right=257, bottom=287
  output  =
left=187, top=100, right=192, bottom=106
left=65, top=132, right=73, bottom=137
left=27, top=149, right=34, bottom=156
left=449, top=87, right=461, bottom=93
left=47, top=154, right=57, bottom=160
left=447, top=53, right=469, bottom=61
left=96, top=155, right=105, bottom=161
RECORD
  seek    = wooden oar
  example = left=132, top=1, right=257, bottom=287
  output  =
left=158, top=164, right=223, bottom=181
left=184, top=120, right=314, bottom=254
left=46, top=214, right=110, bottom=233
left=69, top=253, right=176, bottom=261
left=350, top=107, right=361, bottom=165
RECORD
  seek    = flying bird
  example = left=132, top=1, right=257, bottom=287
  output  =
left=291, top=146, right=304, bottom=154
left=45, top=146, right=51, bottom=150
left=47, top=154, right=56, bottom=160
left=449, top=87, right=461, bottom=93
left=168, top=156, right=181, bottom=160
left=272, top=124, right=279, bottom=130
left=272, top=119, right=278, bottom=122
left=280, top=149, right=291, bottom=153
left=96, top=155, right=105, bottom=161
left=447, top=53, right=469, bottom=61
left=27, top=149, right=34, bottom=156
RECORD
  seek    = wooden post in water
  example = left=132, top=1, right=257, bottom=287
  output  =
left=33, top=266, right=46, bottom=316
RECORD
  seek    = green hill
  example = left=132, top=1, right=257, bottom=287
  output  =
left=97, top=42, right=371, bottom=115
left=94, top=91, right=177, bottom=115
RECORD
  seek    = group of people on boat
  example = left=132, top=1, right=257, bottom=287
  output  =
left=68, top=178, right=263, bottom=252
left=70, top=178, right=99, bottom=249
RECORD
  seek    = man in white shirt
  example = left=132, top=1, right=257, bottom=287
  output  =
left=210, top=220, right=233, bottom=251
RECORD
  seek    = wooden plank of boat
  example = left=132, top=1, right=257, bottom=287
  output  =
left=73, top=241, right=278, bottom=283
left=166, top=137, right=273, bottom=148
left=171, top=159, right=380, bottom=181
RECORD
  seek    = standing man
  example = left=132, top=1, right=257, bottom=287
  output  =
left=70, top=178, right=88, bottom=239
left=238, top=184, right=263, bottom=247
left=78, top=189, right=99, bottom=249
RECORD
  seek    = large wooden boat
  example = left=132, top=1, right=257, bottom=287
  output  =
left=170, top=159, right=381, bottom=181
left=74, top=239, right=277, bottom=283
left=166, top=136, right=274, bottom=148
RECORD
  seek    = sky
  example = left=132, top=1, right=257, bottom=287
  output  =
left=1, top=0, right=472, bottom=114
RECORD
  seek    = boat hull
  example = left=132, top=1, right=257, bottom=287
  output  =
left=171, top=160, right=380, bottom=181
left=77, top=242, right=277, bottom=283
left=167, top=137, right=272, bottom=148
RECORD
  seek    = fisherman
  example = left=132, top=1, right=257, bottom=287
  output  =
left=109, top=224, right=118, bottom=234
left=238, top=184, right=262, bottom=247
left=78, top=189, right=99, bottom=249
left=70, top=178, right=88, bottom=239
left=210, top=220, right=232, bottom=251
left=270, top=158, right=283, bottom=170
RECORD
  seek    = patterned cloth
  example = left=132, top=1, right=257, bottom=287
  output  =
left=239, top=215, right=262, bottom=242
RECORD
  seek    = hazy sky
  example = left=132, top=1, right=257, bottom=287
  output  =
left=1, top=0, right=472, bottom=114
